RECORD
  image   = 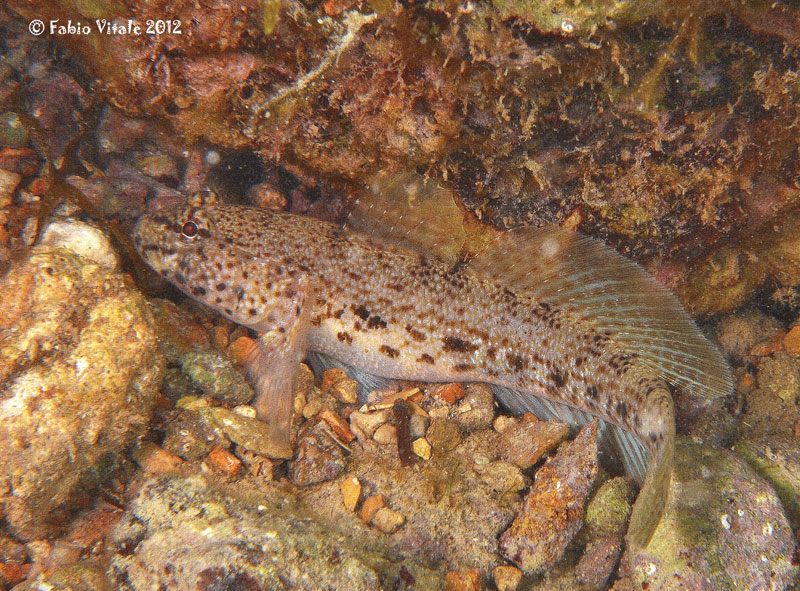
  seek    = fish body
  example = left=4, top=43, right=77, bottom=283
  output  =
left=133, top=192, right=732, bottom=548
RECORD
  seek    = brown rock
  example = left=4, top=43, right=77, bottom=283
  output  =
left=318, top=406, right=356, bottom=443
left=205, top=446, right=242, bottom=477
left=360, top=494, right=385, bottom=523
left=321, top=367, right=358, bottom=404
left=575, top=537, right=623, bottom=589
left=499, top=421, right=599, bottom=574
left=371, top=507, right=406, bottom=534
left=445, top=569, right=482, bottom=591
left=133, top=443, right=185, bottom=475
left=499, top=417, right=571, bottom=470
left=431, top=383, right=465, bottom=405
left=492, top=565, right=522, bottom=591
left=784, top=326, right=800, bottom=356
left=340, top=475, right=362, bottom=511
left=426, top=418, right=461, bottom=455
left=289, top=419, right=348, bottom=486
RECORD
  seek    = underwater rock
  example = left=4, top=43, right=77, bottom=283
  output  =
left=498, top=415, right=570, bottom=470
left=734, top=437, right=800, bottom=531
left=0, top=246, right=164, bottom=540
left=179, top=350, right=255, bottom=406
left=613, top=439, right=798, bottom=591
left=161, top=408, right=230, bottom=461
left=108, top=475, right=444, bottom=591
left=11, top=562, right=113, bottom=591
left=289, top=418, right=349, bottom=485
left=499, top=421, right=599, bottom=574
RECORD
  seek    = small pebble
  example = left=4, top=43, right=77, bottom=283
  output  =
left=784, top=326, right=800, bottom=356
left=371, top=507, right=406, bottom=534
left=493, top=415, right=517, bottom=433
left=0, top=168, right=21, bottom=205
left=212, top=325, right=230, bottom=350
left=409, top=413, right=430, bottom=438
left=227, top=335, right=258, bottom=366
left=340, top=476, right=362, bottom=511
left=321, top=368, right=358, bottom=404
left=412, top=437, right=432, bottom=460
left=360, top=494, right=385, bottom=523
left=426, top=419, right=461, bottom=455
left=205, top=445, right=242, bottom=477
left=432, top=383, right=465, bottom=405
left=318, top=407, right=356, bottom=443
left=289, top=420, right=348, bottom=485
left=445, top=569, right=481, bottom=591
left=349, top=408, right=392, bottom=438
left=233, top=405, right=257, bottom=418
left=133, top=442, right=185, bottom=474
left=493, top=565, right=522, bottom=591
left=373, top=423, right=398, bottom=445
left=236, top=447, right=275, bottom=481
left=454, top=383, right=496, bottom=431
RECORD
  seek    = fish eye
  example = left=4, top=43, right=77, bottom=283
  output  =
left=181, top=220, right=199, bottom=239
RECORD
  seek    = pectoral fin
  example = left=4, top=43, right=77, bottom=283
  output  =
left=242, top=278, right=312, bottom=459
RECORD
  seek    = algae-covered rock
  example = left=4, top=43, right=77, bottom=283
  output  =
left=613, top=439, right=798, bottom=591
left=734, top=437, right=800, bottom=531
left=179, top=350, right=254, bottom=405
left=11, top=562, right=113, bottom=591
left=108, top=475, right=445, bottom=591
left=0, top=246, right=164, bottom=540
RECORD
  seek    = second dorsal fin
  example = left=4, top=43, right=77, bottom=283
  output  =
left=468, top=225, right=733, bottom=401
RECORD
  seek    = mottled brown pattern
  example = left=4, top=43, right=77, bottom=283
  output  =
left=133, top=203, right=677, bottom=459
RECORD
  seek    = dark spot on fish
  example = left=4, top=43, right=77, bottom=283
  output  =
left=442, top=336, right=478, bottom=353
left=586, top=385, right=598, bottom=399
left=311, top=316, right=321, bottom=327
left=354, top=321, right=362, bottom=332
left=215, top=297, right=223, bottom=304
left=507, top=353, right=526, bottom=371
left=487, top=347, right=496, bottom=360
left=367, top=315, right=387, bottom=330
left=575, top=356, right=584, bottom=367
left=454, top=363, right=474, bottom=372
left=174, top=271, right=186, bottom=285
left=224, top=308, right=233, bottom=315
left=405, top=325, right=426, bottom=342
left=616, top=401, right=628, bottom=420
left=353, top=305, right=370, bottom=321
left=216, top=282, right=227, bottom=291
left=296, top=306, right=301, bottom=316
left=347, top=271, right=362, bottom=281
left=549, top=370, right=565, bottom=388
left=333, top=308, right=344, bottom=319
left=249, top=308, right=258, bottom=316
left=278, top=327, right=286, bottom=334
left=242, top=271, right=249, bottom=279
left=380, top=345, right=399, bottom=358
left=197, top=228, right=211, bottom=239
left=418, top=353, right=435, bottom=364
left=337, top=332, right=352, bottom=344
left=192, top=286, right=207, bottom=297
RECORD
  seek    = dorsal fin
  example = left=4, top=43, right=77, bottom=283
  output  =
left=469, top=225, right=733, bottom=400
left=347, top=170, right=493, bottom=266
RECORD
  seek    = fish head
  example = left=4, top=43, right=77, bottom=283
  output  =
left=133, top=199, right=304, bottom=332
